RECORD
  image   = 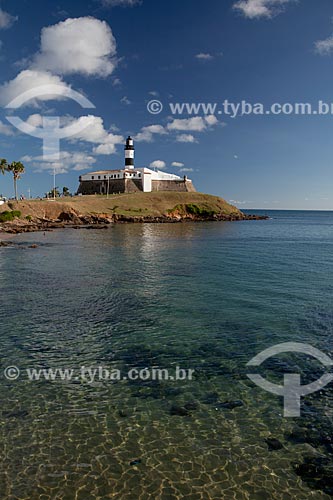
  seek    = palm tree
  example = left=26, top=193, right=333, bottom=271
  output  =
left=7, top=161, right=25, bottom=201
left=0, top=158, right=7, bottom=175
left=0, top=159, right=8, bottom=198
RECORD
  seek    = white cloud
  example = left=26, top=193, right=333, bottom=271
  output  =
left=315, top=35, right=333, bottom=55
left=63, top=115, right=124, bottom=154
left=135, top=116, right=219, bottom=145
left=0, top=120, right=14, bottom=136
left=0, top=69, right=73, bottom=107
left=179, top=167, right=193, bottom=173
left=171, top=162, right=184, bottom=168
left=26, top=114, right=44, bottom=127
left=205, top=114, right=218, bottom=126
left=93, top=143, right=117, bottom=155
left=0, top=17, right=116, bottom=107
left=195, top=53, right=214, bottom=61
left=66, top=115, right=114, bottom=143
left=24, top=113, right=124, bottom=155
left=101, top=0, right=141, bottom=6
left=0, top=8, right=17, bottom=30
left=150, top=160, right=166, bottom=170
left=229, top=199, right=248, bottom=205
left=149, top=90, right=159, bottom=97
left=23, top=151, right=97, bottom=174
left=233, top=0, right=293, bottom=19
left=120, top=95, right=131, bottom=105
left=92, top=130, right=124, bottom=154
left=135, top=124, right=167, bottom=142
left=168, top=117, right=206, bottom=132
left=176, top=134, right=198, bottom=143
left=112, top=78, right=122, bottom=86
left=33, top=17, right=117, bottom=77
left=167, top=115, right=218, bottom=132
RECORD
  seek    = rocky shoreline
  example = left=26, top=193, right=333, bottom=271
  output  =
left=0, top=211, right=268, bottom=235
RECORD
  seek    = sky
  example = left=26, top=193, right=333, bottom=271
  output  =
left=1, top=0, right=333, bottom=208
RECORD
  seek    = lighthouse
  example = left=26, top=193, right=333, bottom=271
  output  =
left=78, top=136, right=197, bottom=195
left=125, top=136, right=135, bottom=169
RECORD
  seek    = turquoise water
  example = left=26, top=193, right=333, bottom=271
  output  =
left=1, top=211, right=333, bottom=499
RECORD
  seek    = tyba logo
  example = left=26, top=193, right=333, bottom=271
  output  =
left=246, top=342, right=333, bottom=417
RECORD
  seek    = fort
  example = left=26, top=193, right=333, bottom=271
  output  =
left=77, top=137, right=196, bottom=195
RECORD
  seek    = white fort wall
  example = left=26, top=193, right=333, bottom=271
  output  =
left=79, top=169, right=186, bottom=192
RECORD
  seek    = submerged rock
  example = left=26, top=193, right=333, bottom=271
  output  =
left=286, top=425, right=333, bottom=453
left=265, top=437, right=284, bottom=451
left=201, top=392, right=219, bottom=405
left=2, top=409, right=29, bottom=419
left=216, top=400, right=244, bottom=410
left=130, top=459, right=142, bottom=466
left=294, top=456, right=333, bottom=496
left=118, top=410, right=129, bottom=418
left=184, top=401, right=199, bottom=411
left=170, top=405, right=191, bottom=417
left=285, top=426, right=308, bottom=445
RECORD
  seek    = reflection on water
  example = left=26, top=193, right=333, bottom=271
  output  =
left=0, top=215, right=333, bottom=498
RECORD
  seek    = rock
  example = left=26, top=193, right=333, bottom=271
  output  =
left=85, top=224, right=109, bottom=230
left=130, top=459, right=142, bottom=466
left=297, top=444, right=326, bottom=458
left=170, top=405, right=191, bottom=417
left=184, top=401, right=199, bottom=411
left=58, top=211, right=82, bottom=225
left=216, top=400, right=244, bottom=410
left=286, top=426, right=333, bottom=451
left=285, top=427, right=308, bottom=444
left=2, top=409, right=29, bottom=419
left=294, top=456, right=333, bottom=495
left=202, top=392, right=219, bottom=405
left=265, top=437, right=284, bottom=451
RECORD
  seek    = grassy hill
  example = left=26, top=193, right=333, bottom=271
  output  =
left=2, top=192, right=242, bottom=220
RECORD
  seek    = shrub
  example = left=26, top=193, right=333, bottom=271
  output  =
left=0, top=211, right=13, bottom=222
left=167, top=204, right=217, bottom=217
left=185, top=204, right=216, bottom=217
left=0, top=210, right=22, bottom=223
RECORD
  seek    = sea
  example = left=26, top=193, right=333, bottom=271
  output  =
left=1, top=210, right=333, bottom=499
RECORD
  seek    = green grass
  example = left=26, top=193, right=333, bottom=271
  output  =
left=3, top=193, right=242, bottom=219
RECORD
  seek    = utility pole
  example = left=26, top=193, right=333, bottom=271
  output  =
left=53, top=167, right=56, bottom=200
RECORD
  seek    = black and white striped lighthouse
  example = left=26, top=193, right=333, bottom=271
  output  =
left=124, top=136, right=135, bottom=169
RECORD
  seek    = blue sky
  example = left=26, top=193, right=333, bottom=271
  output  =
left=1, top=0, right=333, bottom=208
